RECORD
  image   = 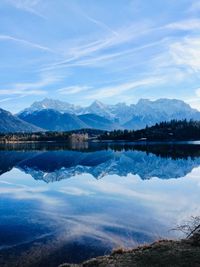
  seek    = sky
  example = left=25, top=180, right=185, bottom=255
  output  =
left=0, top=0, right=200, bottom=113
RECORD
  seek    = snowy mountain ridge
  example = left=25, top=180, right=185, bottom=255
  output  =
left=18, top=98, right=200, bottom=130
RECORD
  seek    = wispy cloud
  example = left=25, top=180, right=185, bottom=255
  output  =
left=85, top=77, right=164, bottom=100
left=58, top=85, right=91, bottom=95
left=43, top=15, right=200, bottom=73
left=1, top=185, right=61, bottom=206
left=0, top=89, right=46, bottom=96
left=0, top=97, right=14, bottom=103
left=43, top=18, right=199, bottom=72
left=0, top=74, right=60, bottom=97
left=170, top=37, right=200, bottom=72
left=188, top=1, right=200, bottom=13
left=0, top=34, right=55, bottom=53
left=82, top=12, right=119, bottom=36
left=195, top=88, right=200, bottom=97
left=166, top=19, right=200, bottom=31
left=53, top=40, right=164, bottom=70
left=42, top=22, right=154, bottom=71
left=5, top=0, right=46, bottom=18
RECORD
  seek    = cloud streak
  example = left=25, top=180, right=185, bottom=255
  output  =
left=5, top=0, right=46, bottom=18
left=82, top=12, right=119, bottom=36
left=42, top=22, right=155, bottom=71
left=58, top=85, right=91, bottom=95
left=166, top=19, right=200, bottom=31
left=85, top=77, right=164, bottom=100
left=0, top=34, right=55, bottom=53
left=0, top=74, right=60, bottom=97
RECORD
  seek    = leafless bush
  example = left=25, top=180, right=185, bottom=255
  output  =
left=173, top=216, right=200, bottom=238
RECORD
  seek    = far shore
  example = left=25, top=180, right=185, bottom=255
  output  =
left=1, top=139, right=200, bottom=144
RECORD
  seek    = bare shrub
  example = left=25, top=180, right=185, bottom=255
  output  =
left=173, top=216, right=200, bottom=238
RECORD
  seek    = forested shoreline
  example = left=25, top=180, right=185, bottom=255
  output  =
left=1, top=120, right=200, bottom=143
left=99, top=120, right=200, bottom=141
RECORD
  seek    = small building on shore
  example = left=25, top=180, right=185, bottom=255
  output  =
left=70, top=133, right=89, bottom=142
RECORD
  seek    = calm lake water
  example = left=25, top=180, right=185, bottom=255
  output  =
left=1, top=142, right=200, bottom=267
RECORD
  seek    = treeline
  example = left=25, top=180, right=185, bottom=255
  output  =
left=99, top=120, right=200, bottom=141
left=0, top=128, right=105, bottom=143
left=0, top=132, right=71, bottom=143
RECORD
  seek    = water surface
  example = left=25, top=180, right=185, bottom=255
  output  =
left=1, top=142, right=200, bottom=267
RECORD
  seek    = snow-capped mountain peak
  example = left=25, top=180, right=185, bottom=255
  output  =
left=18, top=98, right=81, bottom=115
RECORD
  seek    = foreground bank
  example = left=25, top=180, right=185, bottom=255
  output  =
left=59, top=232, right=200, bottom=267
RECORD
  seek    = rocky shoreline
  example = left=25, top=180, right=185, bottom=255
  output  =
left=59, top=232, right=200, bottom=267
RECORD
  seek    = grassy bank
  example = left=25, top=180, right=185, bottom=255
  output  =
left=59, top=232, right=200, bottom=267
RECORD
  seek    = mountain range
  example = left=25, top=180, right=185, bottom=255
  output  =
left=1, top=98, right=200, bottom=132
left=18, top=98, right=200, bottom=131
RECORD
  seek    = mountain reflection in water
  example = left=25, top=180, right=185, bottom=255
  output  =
left=0, top=142, right=200, bottom=182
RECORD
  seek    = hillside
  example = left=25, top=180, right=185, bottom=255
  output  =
left=19, top=109, right=118, bottom=132
left=0, top=108, right=42, bottom=133
left=18, top=109, right=88, bottom=131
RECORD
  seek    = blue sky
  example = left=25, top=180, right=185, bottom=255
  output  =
left=0, top=0, right=200, bottom=112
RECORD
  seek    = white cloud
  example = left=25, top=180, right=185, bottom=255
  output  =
left=59, top=186, right=93, bottom=196
left=195, top=88, right=200, bottom=97
left=0, top=183, right=61, bottom=206
left=86, top=77, right=164, bottom=100
left=183, top=89, right=200, bottom=111
left=170, top=37, right=200, bottom=72
left=58, top=85, right=91, bottom=95
left=186, top=98, right=200, bottom=111
left=0, top=74, right=60, bottom=97
left=166, top=19, right=200, bottom=31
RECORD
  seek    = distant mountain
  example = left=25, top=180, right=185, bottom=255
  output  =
left=78, top=113, right=119, bottom=131
left=83, top=100, right=113, bottom=119
left=19, top=109, right=88, bottom=131
left=0, top=108, right=42, bottom=133
left=123, top=99, right=200, bottom=129
left=19, top=98, right=114, bottom=119
left=18, top=98, right=200, bottom=130
left=18, top=98, right=82, bottom=115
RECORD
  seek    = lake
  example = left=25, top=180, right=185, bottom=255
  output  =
left=1, top=142, right=200, bottom=267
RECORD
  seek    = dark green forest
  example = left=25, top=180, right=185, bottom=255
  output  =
left=99, top=120, right=200, bottom=141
